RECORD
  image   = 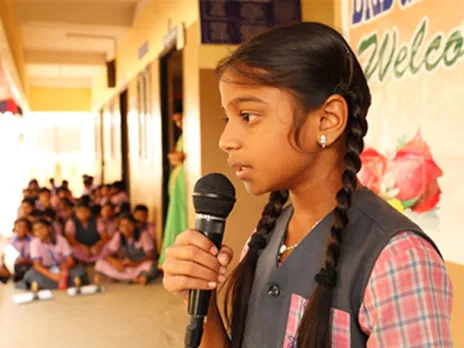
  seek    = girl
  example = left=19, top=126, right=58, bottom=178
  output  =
left=110, top=181, right=129, bottom=210
left=100, top=202, right=117, bottom=238
left=95, top=212, right=157, bottom=285
left=19, top=218, right=87, bottom=290
left=133, top=204, right=156, bottom=241
left=158, top=105, right=187, bottom=266
left=0, top=218, right=33, bottom=283
left=65, top=202, right=109, bottom=263
left=37, top=187, right=52, bottom=211
left=17, top=198, right=35, bottom=218
left=162, top=23, right=453, bottom=347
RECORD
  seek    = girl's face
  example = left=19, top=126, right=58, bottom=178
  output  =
left=101, top=205, right=113, bottom=220
left=14, top=221, right=29, bottom=239
left=133, top=210, right=148, bottom=225
left=219, top=69, right=322, bottom=196
left=39, top=192, right=50, bottom=205
left=21, top=202, right=34, bottom=216
left=119, top=218, right=135, bottom=238
left=76, top=207, right=91, bottom=222
left=33, top=222, right=51, bottom=241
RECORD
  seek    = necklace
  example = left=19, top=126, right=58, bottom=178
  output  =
left=278, top=219, right=321, bottom=258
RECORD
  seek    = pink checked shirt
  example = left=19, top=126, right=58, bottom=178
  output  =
left=241, top=231, right=453, bottom=347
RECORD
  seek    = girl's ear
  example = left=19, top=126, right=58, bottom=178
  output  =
left=318, top=94, right=349, bottom=146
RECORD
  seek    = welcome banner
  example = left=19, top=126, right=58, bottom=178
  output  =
left=343, top=0, right=464, bottom=264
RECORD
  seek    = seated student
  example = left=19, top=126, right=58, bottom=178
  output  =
left=57, top=197, right=75, bottom=225
left=17, top=198, right=35, bottom=219
left=18, top=218, right=88, bottom=290
left=110, top=181, right=129, bottom=212
left=36, top=188, right=52, bottom=211
left=133, top=205, right=156, bottom=241
left=44, top=208, right=63, bottom=236
left=99, top=184, right=112, bottom=205
left=65, top=202, right=109, bottom=263
left=100, top=202, right=117, bottom=238
left=95, top=213, right=157, bottom=285
left=0, top=218, right=33, bottom=283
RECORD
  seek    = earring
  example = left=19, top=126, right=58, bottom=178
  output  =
left=319, top=135, right=327, bottom=149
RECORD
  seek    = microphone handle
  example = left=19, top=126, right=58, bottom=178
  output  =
left=185, top=217, right=225, bottom=348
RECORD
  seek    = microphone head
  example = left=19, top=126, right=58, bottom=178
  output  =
left=192, top=173, right=236, bottom=219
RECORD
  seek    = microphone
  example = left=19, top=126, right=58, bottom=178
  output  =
left=184, top=173, right=236, bottom=348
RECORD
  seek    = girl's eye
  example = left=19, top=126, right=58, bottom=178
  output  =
left=240, top=112, right=258, bottom=123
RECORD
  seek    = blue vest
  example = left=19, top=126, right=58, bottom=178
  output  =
left=73, top=216, right=100, bottom=247
left=242, top=188, right=440, bottom=347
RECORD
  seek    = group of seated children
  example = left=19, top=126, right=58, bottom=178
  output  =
left=0, top=176, right=157, bottom=290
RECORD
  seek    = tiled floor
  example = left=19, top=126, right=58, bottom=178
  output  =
left=0, top=276, right=187, bottom=348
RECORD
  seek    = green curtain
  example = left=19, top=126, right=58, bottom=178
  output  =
left=159, top=135, right=187, bottom=265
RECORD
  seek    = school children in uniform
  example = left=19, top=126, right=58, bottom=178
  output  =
left=36, top=188, right=52, bottom=211
left=57, top=197, right=75, bottom=226
left=100, top=202, right=117, bottom=238
left=0, top=218, right=33, bottom=283
left=19, top=218, right=87, bottom=290
left=95, top=213, right=157, bottom=285
left=110, top=181, right=129, bottom=213
left=162, top=22, right=453, bottom=347
left=133, top=204, right=156, bottom=241
left=64, top=202, right=109, bottom=264
left=17, top=198, right=35, bottom=219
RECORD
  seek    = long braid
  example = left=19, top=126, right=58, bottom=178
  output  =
left=297, top=53, right=369, bottom=347
left=224, top=189, right=289, bottom=348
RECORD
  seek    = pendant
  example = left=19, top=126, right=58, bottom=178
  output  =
left=279, top=244, right=287, bottom=255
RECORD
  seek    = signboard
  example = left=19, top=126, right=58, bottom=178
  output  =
left=199, top=0, right=301, bottom=44
left=343, top=0, right=464, bottom=264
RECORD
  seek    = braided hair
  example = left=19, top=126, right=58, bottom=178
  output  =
left=223, top=190, right=289, bottom=347
left=217, top=22, right=371, bottom=347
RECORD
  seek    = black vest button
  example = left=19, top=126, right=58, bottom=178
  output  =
left=267, top=284, right=281, bottom=298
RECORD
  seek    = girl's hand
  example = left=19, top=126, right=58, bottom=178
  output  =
left=110, top=258, right=125, bottom=272
left=51, top=273, right=61, bottom=282
left=162, top=229, right=234, bottom=300
left=79, top=244, right=91, bottom=257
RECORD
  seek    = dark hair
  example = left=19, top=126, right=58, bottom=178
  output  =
left=118, top=212, right=141, bottom=246
left=33, top=218, right=56, bottom=244
left=217, top=22, right=370, bottom=348
left=62, top=180, right=69, bottom=185
left=79, top=195, right=92, bottom=206
left=14, top=217, right=32, bottom=232
left=60, top=197, right=74, bottom=209
left=57, top=186, right=70, bottom=194
left=91, top=204, right=102, bottom=217
left=30, top=209, right=45, bottom=218
left=119, top=202, right=131, bottom=214
left=75, top=200, right=91, bottom=210
left=39, top=187, right=51, bottom=195
left=134, top=204, right=148, bottom=213
left=44, top=208, right=56, bottom=221
left=102, top=201, right=114, bottom=209
left=21, top=198, right=35, bottom=207
left=112, top=181, right=125, bottom=191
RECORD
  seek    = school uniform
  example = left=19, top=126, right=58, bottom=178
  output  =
left=19, top=235, right=87, bottom=289
left=241, top=188, right=452, bottom=347
left=140, top=222, right=156, bottom=241
left=99, top=218, right=118, bottom=238
left=9, top=235, right=32, bottom=281
left=95, top=230, right=157, bottom=282
left=65, top=217, right=106, bottom=263
left=110, top=191, right=129, bottom=211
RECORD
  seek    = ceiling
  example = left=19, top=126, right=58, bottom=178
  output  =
left=15, top=0, right=148, bottom=88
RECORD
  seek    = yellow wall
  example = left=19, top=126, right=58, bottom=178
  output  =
left=0, top=0, right=28, bottom=95
left=30, top=87, right=91, bottom=112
